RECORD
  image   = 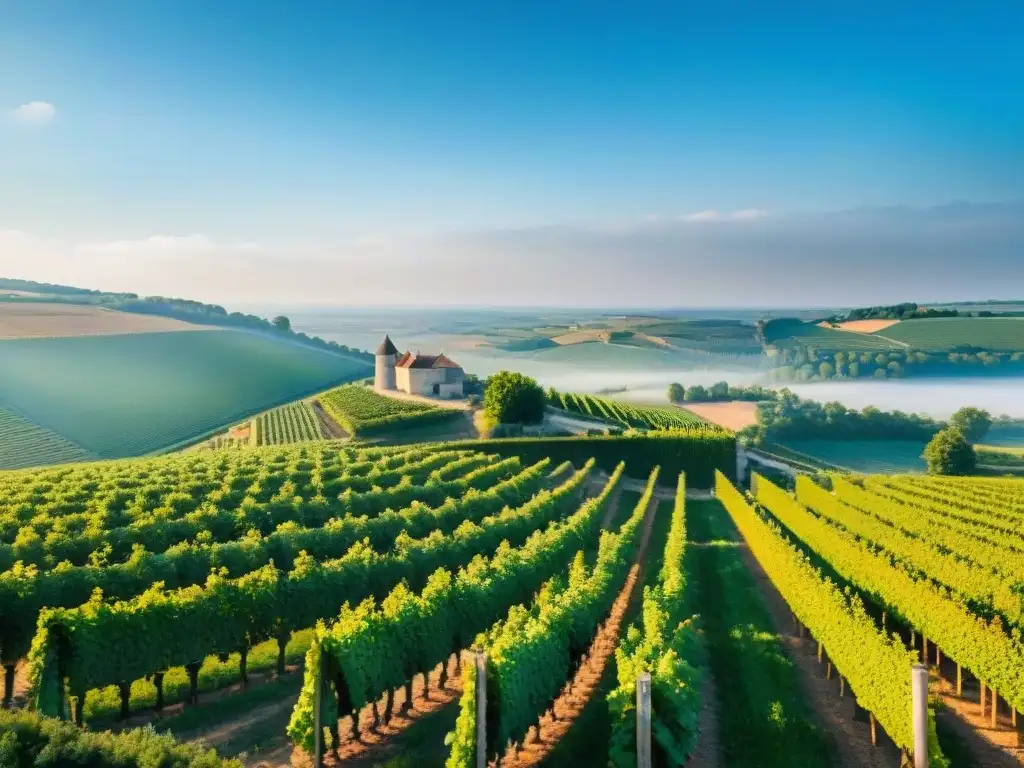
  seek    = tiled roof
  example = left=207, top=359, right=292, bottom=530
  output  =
left=375, top=335, right=398, bottom=355
left=396, top=352, right=463, bottom=370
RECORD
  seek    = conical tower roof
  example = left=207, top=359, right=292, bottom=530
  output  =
left=376, top=335, right=399, bottom=355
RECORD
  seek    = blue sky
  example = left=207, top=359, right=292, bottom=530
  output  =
left=1, top=2, right=1022, bottom=306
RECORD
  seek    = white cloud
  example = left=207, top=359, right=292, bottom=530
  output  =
left=76, top=234, right=262, bottom=255
left=729, top=208, right=769, bottom=220
left=10, top=101, right=56, bottom=126
left=681, top=210, right=721, bottom=222
left=681, top=209, right=769, bottom=223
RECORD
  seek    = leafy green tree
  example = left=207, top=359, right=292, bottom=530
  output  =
left=818, top=362, right=835, bottom=379
left=483, top=371, right=546, bottom=424
left=949, top=407, right=992, bottom=444
left=271, top=315, right=291, bottom=332
left=848, top=361, right=860, bottom=378
left=710, top=381, right=729, bottom=400
left=923, top=427, right=977, bottom=475
left=683, top=385, right=709, bottom=402
left=667, top=382, right=685, bottom=403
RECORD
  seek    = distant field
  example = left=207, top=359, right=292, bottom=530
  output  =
left=0, top=330, right=370, bottom=460
left=826, top=319, right=902, bottom=333
left=0, top=405, right=93, bottom=469
left=780, top=439, right=927, bottom=473
left=0, top=302, right=210, bottom=339
left=682, top=401, right=759, bottom=430
left=872, top=317, right=1024, bottom=351
left=765, top=319, right=904, bottom=351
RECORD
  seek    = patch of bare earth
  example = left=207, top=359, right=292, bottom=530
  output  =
left=0, top=302, right=212, bottom=339
left=737, top=543, right=903, bottom=768
left=828, top=319, right=903, bottom=333
left=931, top=660, right=1024, bottom=766
left=678, top=401, right=759, bottom=432
left=373, top=388, right=473, bottom=411
left=498, top=491, right=658, bottom=767
left=311, top=400, right=349, bottom=440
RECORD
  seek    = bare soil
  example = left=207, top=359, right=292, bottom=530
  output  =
left=0, top=303, right=212, bottom=339
left=311, top=400, right=349, bottom=440
left=686, top=671, right=721, bottom=768
left=823, top=319, right=903, bottom=333
left=679, top=401, right=759, bottom=431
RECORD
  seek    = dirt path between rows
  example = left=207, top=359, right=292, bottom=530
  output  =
left=736, top=543, right=902, bottom=768
left=498, top=489, right=659, bottom=767
left=311, top=400, right=348, bottom=440
left=932, top=672, right=1023, bottom=766
left=686, top=672, right=721, bottom=768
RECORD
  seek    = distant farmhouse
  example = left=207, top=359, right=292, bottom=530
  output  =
left=374, top=335, right=466, bottom=399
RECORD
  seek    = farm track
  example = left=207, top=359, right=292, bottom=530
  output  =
left=497, top=482, right=659, bottom=767
left=311, top=399, right=349, bottom=440
left=686, top=672, right=721, bottom=768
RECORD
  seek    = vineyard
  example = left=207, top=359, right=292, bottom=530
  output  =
left=254, top=401, right=327, bottom=445
left=318, top=384, right=465, bottom=437
left=723, top=469, right=1024, bottom=766
left=0, top=405, right=92, bottom=470
left=0, top=330, right=371, bottom=462
left=6, top=427, right=1022, bottom=767
left=552, top=391, right=704, bottom=430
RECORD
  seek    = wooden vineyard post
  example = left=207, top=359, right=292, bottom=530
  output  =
left=912, top=664, right=928, bottom=768
left=991, top=690, right=998, bottom=729
left=956, top=664, right=962, bottom=696
left=637, top=672, right=652, bottom=768
left=475, top=651, right=487, bottom=768
left=981, top=681, right=987, bottom=717
left=313, top=651, right=325, bottom=768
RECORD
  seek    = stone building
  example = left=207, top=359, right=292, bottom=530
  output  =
left=374, top=335, right=465, bottom=399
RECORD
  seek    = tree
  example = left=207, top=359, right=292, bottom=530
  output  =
left=848, top=361, right=860, bottom=378
left=818, top=362, right=835, bottom=379
left=710, top=381, right=729, bottom=400
left=483, top=371, right=545, bottom=425
left=684, top=385, right=709, bottom=402
left=271, top=315, right=291, bottom=332
left=923, top=427, right=977, bottom=476
left=667, top=382, right=685, bottom=403
left=949, top=407, right=992, bottom=444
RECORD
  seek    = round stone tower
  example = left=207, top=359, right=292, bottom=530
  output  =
left=375, top=335, right=398, bottom=390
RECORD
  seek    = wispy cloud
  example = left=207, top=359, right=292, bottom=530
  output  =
left=76, top=234, right=262, bottom=255
left=10, top=101, right=56, bottom=126
left=680, top=209, right=769, bottom=222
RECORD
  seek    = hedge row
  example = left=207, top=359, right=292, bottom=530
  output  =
left=439, top=429, right=735, bottom=489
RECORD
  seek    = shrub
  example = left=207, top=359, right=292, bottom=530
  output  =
left=923, top=427, right=977, bottom=476
left=483, top=371, right=545, bottom=425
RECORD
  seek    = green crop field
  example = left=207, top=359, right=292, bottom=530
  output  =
left=554, top=391, right=705, bottom=430
left=254, top=402, right=327, bottom=446
left=0, top=406, right=93, bottom=470
left=318, top=384, right=464, bottom=437
left=872, top=317, right=1024, bottom=351
left=0, top=330, right=370, bottom=461
left=765, top=319, right=903, bottom=351
left=780, top=439, right=927, bottom=473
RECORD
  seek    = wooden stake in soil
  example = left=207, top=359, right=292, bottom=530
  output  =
left=912, top=663, right=928, bottom=768
left=991, top=689, right=998, bottom=729
left=2, top=664, right=14, bottom=708
left=637, top=672, right=652, bottom=768
left=475, top=652, right=487, bottom=768
left=921, top=635, right=928, bottom=665
left=956, top=664, right=962, bottom=696
left=840, top=676, right=845, bottom=697
left=869, top=713, right=877, bottom=746
left=981, top=681, right=987, bottom=717
left=312, top=651, right=324, bottom=768
left=154, top=672, right=165, bottom=711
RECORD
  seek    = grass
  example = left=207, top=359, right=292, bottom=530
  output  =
left=875, top=317, right=1024, bottom=351
left=0, top=330, right=370, bottom=461
left=765, top=319, right=904, bottom=352
left=0, top=405, right=93, bottom=469
left=687, top=499, right=838, bottom=767
left=778, top=439, right=927, bottom=474
left=975, top=444, right=1024, bottom=469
